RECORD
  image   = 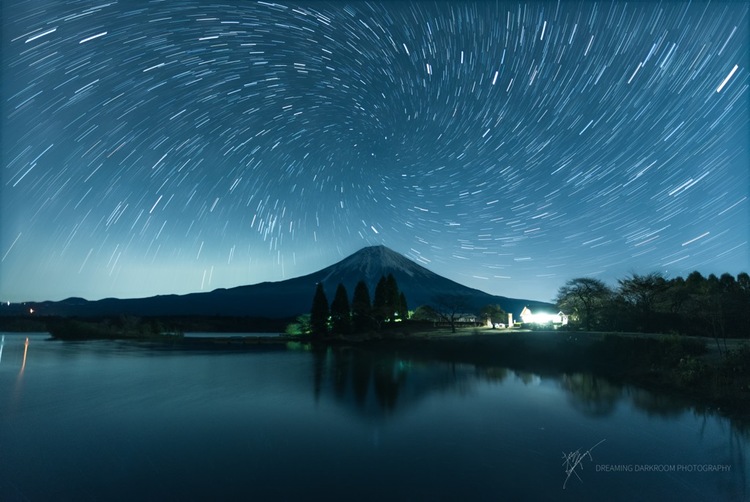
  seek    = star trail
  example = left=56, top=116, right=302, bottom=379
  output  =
left=2, top=1, right=748, bottom=303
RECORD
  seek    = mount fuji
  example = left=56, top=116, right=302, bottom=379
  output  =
left=3, top=246, right=553, bottom=319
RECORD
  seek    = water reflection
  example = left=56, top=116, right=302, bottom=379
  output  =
left=0, top=334, right=33, bottom=375
left=0, top=335, right=745, bottom=500
left=302, top=343, right=750, bottom=438
left=312, top=347, right=411, bottom=414
left=627, top=387, right=691, bottom=419
left=0, top=335, right=36, bottom=416
left=561, top=373, right=621, bottom=417
left=301, top=344, right=748, bottom=498
left=310, top=346, right=481, bottom=417
left=20, top=337, right=29, bottom=375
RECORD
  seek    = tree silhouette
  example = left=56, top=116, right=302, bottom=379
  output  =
left=552, top=271, right=749, bottom=339
left=385, top=274, right=399, bottom=315
left=411, top=305, right=439, bottom=321
left=618, top=273, right=669, bottom=332
left=555, top=278, right=612, bottom=331
left=480, top=304, right=506, bottom=327
left=372, top=276, right=389, bottom=327
left=372, top=274, right=406, bottom=327
left=310, top=283, right=329, bottom=338
left=397, top=292, right=409, bottom=321
left=351, top=280, right=373, bottom=333
left=330, top=283, right=352, bottom=335
left=432, top=293, right=472, bottom=333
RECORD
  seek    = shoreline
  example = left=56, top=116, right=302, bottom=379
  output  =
left=7, top=326, right=749, bottom=424
left=182, top=328, right=750, bottom=426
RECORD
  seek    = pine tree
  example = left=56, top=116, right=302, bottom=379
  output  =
left=330, top=283, right=352, bottom=335
left=385, top=274, right=399, bottom=320
left=310, top=283, right=329, bottom=338
left=397, top=292, right=409, bottom=321
left=373, top=274, right=408, bottom=325
left=373, top=276, right=389, bottom=327
left=352, top=280, right=373, bottom=333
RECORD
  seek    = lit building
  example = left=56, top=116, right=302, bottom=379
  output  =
left=520, top=306, right=568, bottom=326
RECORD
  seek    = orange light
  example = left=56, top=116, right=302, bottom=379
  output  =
left=20, top=337, right=29, bottom=374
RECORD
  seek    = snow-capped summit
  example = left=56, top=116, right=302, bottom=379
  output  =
left=322, top=245, right=433, bottom=283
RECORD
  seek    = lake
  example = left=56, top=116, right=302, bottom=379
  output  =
left=0, top=333, right=747, bottom=501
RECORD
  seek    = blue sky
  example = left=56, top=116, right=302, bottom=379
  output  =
left=2, top=1, right=748, bottom=303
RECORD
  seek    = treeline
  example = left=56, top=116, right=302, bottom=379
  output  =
left=291, top=274, right=408, bottom=338
left=556, top=271, right=750, bottom=338
left=46, top=316, right=183, bottom=340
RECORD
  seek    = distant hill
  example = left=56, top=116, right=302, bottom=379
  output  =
left=1, top=246, right=553, bottom=319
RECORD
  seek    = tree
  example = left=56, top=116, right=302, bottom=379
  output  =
left=372, top=274, right=408, bottom=327
left=555, top=278, right=612, bottom=331
left=618, top=273, right=668, bottom=332
left=432, top=293, right=473, bottom=333
left=696, top=274, right=727, bottom=354
left=411, top=305, right=439, bottom=322
left=480, top=304, right=506, bottom=328
left=285, top=314, right=312, bottom=336
left=664, top=276, right=689, bottom=314
left=696, top=272, right=749, bottom=347
left=351, top=280, right=373, bottom=333
left=618, top=273, right=668, bottom=312
left=397, top=292, right=409, bottom=321
left=679, top=271, right=724, bottom=343
left=385, top=274, right=400, bottom=317
left=735, top=272, right=750, bottom=336
left=552, top=270, right=749, bottom=338
left=310, top=283, right=329, bottom=338
left=330, top=283, right=352, bottom=335
left=372, top=276, right=389, bottom=327
left=737, top=272, right=750, bottom=295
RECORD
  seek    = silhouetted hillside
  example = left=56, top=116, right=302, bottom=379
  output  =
left=1, top=246, right=552, bottom=319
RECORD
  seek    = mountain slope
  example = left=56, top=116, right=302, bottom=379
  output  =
left=306, top=245, right=552, bottom=317
left=5, top=246, right=553, bottom=318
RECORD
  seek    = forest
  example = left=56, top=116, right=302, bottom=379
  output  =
left=555, top=271, right=749, bottom=339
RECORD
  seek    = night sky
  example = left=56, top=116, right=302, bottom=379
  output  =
left=2, top=1, right=748, bottom=304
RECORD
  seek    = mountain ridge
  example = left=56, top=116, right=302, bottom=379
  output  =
left=1, top=246, right=553, bottom=318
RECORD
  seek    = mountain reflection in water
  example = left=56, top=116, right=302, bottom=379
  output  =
left=305, top=343, right=746, bottom=428
left=0, top=334, right=746, bottom=501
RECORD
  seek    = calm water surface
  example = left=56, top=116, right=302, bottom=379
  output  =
left=0, top=334, right=747, bottom=501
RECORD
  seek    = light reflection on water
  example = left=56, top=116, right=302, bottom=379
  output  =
left=0, top=333, right=747, bottom=501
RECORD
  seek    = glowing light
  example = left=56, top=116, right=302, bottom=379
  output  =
left=520, top=307, right=568, bottom=325
left=20, top=337, right=29, bottom=374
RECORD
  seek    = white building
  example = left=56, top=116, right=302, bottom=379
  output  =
left=520, top=306, right=568, bottom=326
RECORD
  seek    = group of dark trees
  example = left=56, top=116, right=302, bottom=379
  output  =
left=556, top=271, right=750, bottom=340
left=309, top=274, right=408, bottom=338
